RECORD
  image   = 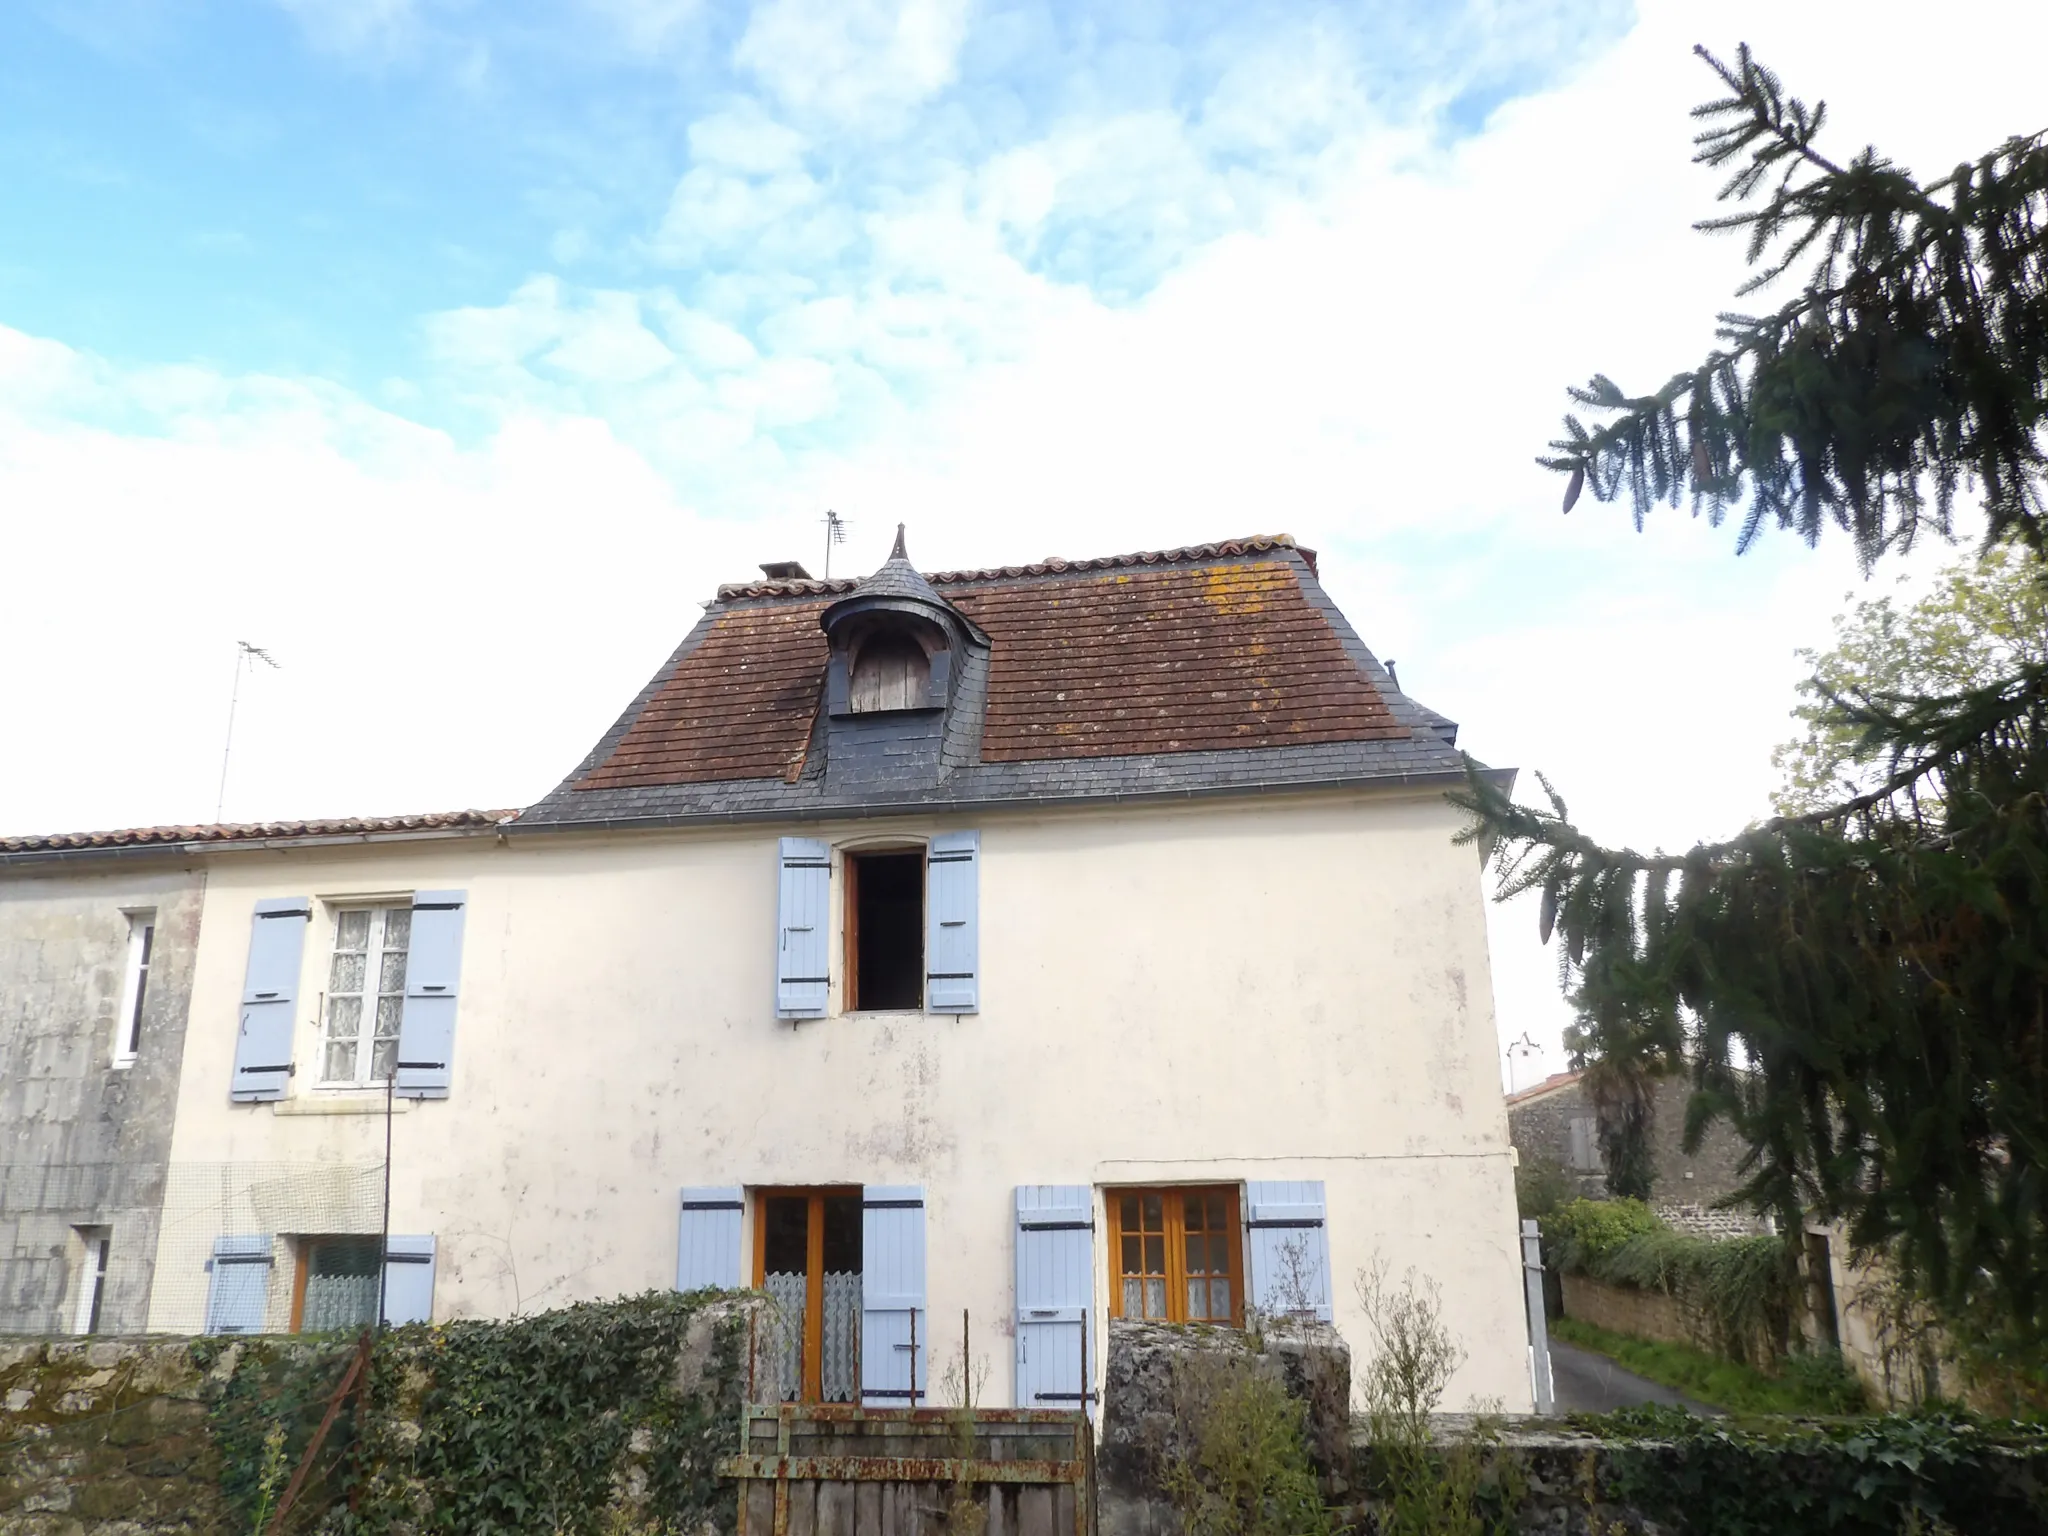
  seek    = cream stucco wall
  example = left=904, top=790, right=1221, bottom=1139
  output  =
left=148, top=788, right=1530, bottom=1410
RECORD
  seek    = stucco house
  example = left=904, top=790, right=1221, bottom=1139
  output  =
left=1, top=531, right=1529, bottom=1410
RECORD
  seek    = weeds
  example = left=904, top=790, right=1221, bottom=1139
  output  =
left=1157, top=1344, right=1332, bottom=1536
left=1355, top=1259, right=1522, bottom=1536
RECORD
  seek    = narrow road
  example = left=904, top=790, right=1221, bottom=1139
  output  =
left=1547, top=1340, right=1720, bottom=1416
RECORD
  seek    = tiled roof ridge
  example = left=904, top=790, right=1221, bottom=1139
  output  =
left=714, top=533, right=1304, bottom=601
left=2, top=808, right=519, bottom=855
left=1504, top=1068, right=1584, bottom=1106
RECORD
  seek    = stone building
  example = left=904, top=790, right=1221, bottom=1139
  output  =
left=1505, top=1069, right=1761, bottom=1234
left=0, top=860, right=204, bottom=1332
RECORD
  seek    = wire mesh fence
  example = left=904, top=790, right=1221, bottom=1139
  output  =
left=1, top=1161, right=385, bottom=1337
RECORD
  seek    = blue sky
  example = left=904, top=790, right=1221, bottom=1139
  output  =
left=0, top=1, right=1627, bottom=419
left=3, top=0, right=2041, bottom=1073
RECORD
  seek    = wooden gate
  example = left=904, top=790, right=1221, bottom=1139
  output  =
left=719, top=1403, right=1095, bottom=1536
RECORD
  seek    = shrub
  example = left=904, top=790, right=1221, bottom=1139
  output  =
left=1545, top=1200, right=1797, bottom=1368
left=1513, top=1157, right=1574, bottom=1222
left=1543, top=1198, right=1660, bottom=1270
left=1158, top=1349, right=1330, bottom=1536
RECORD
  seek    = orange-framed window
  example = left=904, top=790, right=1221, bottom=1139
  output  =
left=753, top=1187, right=864, bottom=1403
left=1106, top=1187, right=1243, bottom=1326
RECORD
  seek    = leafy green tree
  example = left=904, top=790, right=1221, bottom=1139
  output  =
left=1773, top=544, right=2048, bottom=814
left=1456, top=46, right=2048, bottom=1360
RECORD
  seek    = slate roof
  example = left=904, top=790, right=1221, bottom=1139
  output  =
left=0, top=810, right=516, bottom=859
left=517, top=533, right=1494, bottom=830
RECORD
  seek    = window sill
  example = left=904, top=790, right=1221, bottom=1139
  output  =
left=271, top=1096, right=412, bottom=1117
left=111, top=1057, right=137, bottom=1071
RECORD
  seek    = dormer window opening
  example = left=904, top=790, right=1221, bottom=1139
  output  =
left=850, top=632, right=930, bottom=713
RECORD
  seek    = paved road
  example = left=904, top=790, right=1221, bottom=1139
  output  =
left=1547, top=1340, right=1720, bottom=1416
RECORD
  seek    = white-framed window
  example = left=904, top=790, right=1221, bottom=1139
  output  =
left=113, top=911, right=156, bottom=1068
left=73, top=1227, right=110, bottom=1334
left=320, top=905, right=411, bottom=1087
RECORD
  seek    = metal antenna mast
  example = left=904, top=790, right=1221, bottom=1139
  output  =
left=215, top=641, right=281, bottom=823
left=823, top=509, right=847, bottom=578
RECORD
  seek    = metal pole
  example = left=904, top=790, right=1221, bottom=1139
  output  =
left=1080, top=1306, right=1090, bottom=1421
left=963, top=1308, right=971, bottom=1410
left=215, top=647, right=245, bottom=823
left=1522, top=1218, right=1554, bottom=1414
left=376, top=1070, right=394, bottom=1328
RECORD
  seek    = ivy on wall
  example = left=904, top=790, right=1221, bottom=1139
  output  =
left=200, top=1289, right=752, bottom=1536
left=1545, top=1199, right=1795, bottom=1366
left=1577, top=1405, right=2048, bottom=1535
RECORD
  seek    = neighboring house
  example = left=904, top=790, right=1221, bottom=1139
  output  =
left=1506, top=1069, right=1759, bottom=1233
left=0, top=531, right=1531, bottom=1411
left=0, top=858, right=203, bottom=1333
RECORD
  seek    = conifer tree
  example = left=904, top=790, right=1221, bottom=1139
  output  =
left=1456, top=46, right=2048, bottom=1360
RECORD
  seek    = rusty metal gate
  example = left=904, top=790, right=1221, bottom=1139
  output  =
left=719, top=1403, right=1095, bottom=1536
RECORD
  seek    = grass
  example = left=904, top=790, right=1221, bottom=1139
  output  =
left=1553, top=1317, right=1867, bottom=1416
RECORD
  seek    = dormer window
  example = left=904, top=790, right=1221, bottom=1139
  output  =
left=850, top=632, right=931, bottom=713
left=819, top=524, right=975, bottom=727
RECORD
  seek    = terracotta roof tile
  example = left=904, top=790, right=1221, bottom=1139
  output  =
left=1, top=809, right=517, bottom=857
left=713, top=533, right=1312, bottom=601
left=576, top=601, right=831, bottom=790
left=573, top=535, right=1406, bottom=790
left=950, top=561, right=1404, bottom=761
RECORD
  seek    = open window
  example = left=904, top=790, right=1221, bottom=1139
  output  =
left=844, top=849, right=924, bottom=1011
left=755, top=1188, right=864, bottom=1403
left=1106, top=1187, right=1243, bottom=1326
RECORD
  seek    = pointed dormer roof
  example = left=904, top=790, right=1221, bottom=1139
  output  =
left=819, top=524, right=958, bottom=635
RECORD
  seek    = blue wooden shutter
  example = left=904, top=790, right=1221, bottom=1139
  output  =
left=926, top=831, right=979, bottom=1013
left=204, top=1235, right=273, bottom=1334
left=676, top=1186, right=745, bottom=1290
left=381, top=1235, right=437, bottom=1325
left=776, top=838, right=831, bottom=1019
left=1245, top=1181, right=1333, bottom=1322
left=1015, top=1186, right=1093, bottom=1409
left=230, top=900, right=309, bottom=1102
left=861, top=1186, right=926, bottom=1405
left=397, top=891, right=467, bottom=1098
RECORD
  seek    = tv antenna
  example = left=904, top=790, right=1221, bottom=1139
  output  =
left=215, top=640, right=281, bottom=822
left=822, top=510, right=848, bottom=578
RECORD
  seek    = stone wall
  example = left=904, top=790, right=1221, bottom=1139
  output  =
left=1, top=1293, right=763, bottom=1535
left=1508, top=1074, right=1756, bottom=1212
left=1, top=1336, right=240, bottom=1533
left=0, top=863, right=204, bottom=1334
left=1098, top=1317, right=1351, bottom=1536
left=1559, top=1273, right=1693, bottom=1348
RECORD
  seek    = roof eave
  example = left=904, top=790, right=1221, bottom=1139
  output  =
left=0, top=822, right=514, bottom=871
left=507, top=764, right=1516, bottom=837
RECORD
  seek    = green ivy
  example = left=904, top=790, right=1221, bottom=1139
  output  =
left=207, top=1336, right=364, bottom=1532
left=348, top=1289, right=746, bottom=1536
left=1573, top=1405, right=2048, bottom=1534
left=1545, top=1200, right=1795, bottom=1366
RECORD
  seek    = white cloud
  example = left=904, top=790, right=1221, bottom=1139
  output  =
left=272, top=0, right=420, bottom=58
left=733, top=0, right=971, bottom=129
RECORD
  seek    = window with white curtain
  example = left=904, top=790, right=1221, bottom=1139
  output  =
left=321, top=906, right=410, bottom=1086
